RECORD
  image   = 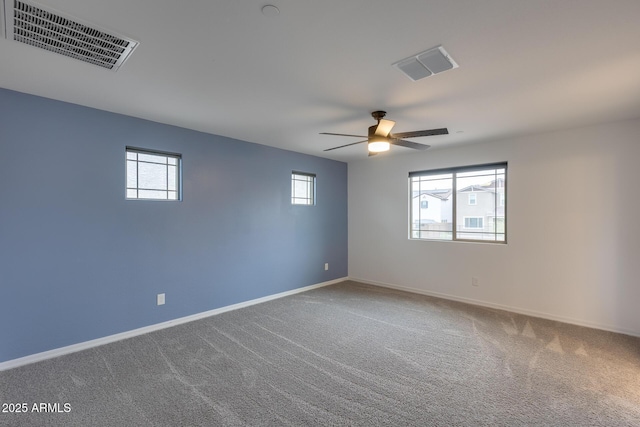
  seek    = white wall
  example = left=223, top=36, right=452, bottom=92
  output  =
left=348, top=118, right=640, bottom=336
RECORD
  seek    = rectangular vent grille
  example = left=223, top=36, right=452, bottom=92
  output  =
left=393, top=46, right=458, bottom=82
left=2, top=0, right=138, bottom=71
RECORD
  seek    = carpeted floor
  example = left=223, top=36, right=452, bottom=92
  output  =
left=1, top=281, right=639, bottom=426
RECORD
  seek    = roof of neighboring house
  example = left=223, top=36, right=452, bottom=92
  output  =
left=412, top=189, right=452, bottom=200
left=458, top=178, right=505, bottom=194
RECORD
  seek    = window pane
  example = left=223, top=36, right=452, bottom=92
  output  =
left=294, top=180, right=309, bottom=198
left=168, top=165, right=177, bottom=191
left=457, top=169, right=497, bottom=178
left=138, top=190, right=168, bottom=199
left=307, top=180, right=313, bottom=202
left=138, top=162, right=168, bottom=190
left=138, top=152, right=166, bottom=164
left=126, top=189, right=138, bottom=198
left=412, top=172, right=453, bottom=181
left=410, top=175, right=452, bottom=239
left=127, top=160, right=137, bottom=188
left=412, top=229, right=453, bottom=240
left=456, top=169, right=500, bottom=240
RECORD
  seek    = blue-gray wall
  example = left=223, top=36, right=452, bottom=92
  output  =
left=0, top=88, right=348, bottom=363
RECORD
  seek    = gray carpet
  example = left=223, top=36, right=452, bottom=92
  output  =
left=1, top=281, right=639, bottom=426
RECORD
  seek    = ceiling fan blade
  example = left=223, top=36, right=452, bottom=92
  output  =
left=374, top=119, right=396, bottom=137
left=390, top=139, right=431, bottom=150
left=391, top=128, right=449, bottom=139
left=323, top=140, right=367, bottom=151
left=320, top=132, right=367, bottom=138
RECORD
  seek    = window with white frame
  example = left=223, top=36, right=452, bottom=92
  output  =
left=291, top=172, right=315, bottom=205
left=126, top=148, right=181, bottom=200
left=464, top=217, right=484, bottom=229
left=409, top=163, right=506, bottom=243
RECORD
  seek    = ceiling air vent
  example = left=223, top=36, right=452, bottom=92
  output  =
left=1, top=0, right=138, bottom=71
left=393, top=46, right=458, bottom=82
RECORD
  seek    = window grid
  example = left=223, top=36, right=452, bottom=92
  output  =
left=291, top=172, right=316, bottom=205
left=126, top=148, right=181, bottom=201
left=409, top=163, right=506, bottom=243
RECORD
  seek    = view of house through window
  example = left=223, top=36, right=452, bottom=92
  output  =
left=126, top=148, right=181, bottom=200
left=291, top=172, right=316, bottom=205
left=409, top=163, right=506, bottom=242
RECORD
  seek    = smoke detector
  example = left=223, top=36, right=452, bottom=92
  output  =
left=1, top=0, right=138, bottom=71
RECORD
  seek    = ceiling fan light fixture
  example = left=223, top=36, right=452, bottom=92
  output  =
left=321, top=110, right=445, bottom=155
left=368, top=138, right=390, bottom=153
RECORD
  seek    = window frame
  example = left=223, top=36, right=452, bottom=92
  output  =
left=408, top=162, right=507, bottom=244
left=291, top=171, right=316, bottom=206
left=126, top=147, right=182, bottom=201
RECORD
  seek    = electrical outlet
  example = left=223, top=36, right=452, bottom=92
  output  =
left=324, top=263, right=329, bottom=271
left=471, top=277, right=479, bottom=287
left=157, top=293, right=165, bottom=305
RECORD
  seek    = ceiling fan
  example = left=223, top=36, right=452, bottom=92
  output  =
left=321, top=111, right=448, bottom=156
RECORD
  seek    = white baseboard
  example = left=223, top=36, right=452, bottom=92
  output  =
left=0, top=277, right=347, bottom=372
left=349, top=276, right=640, bottom=338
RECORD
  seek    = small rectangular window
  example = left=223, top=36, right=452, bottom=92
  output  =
left=126, top=148, right=181, bottom=201
left=409, top=162, right=506, bottom=243
left=292, top=172, right=316, bottom=205
left=464, top=217, right=483, bottom=229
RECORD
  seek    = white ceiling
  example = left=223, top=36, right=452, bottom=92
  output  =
left=2, top=0, right=640, bottom=162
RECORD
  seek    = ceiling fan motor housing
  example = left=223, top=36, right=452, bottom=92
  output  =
left=367, top=125, right=377, bottom=139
